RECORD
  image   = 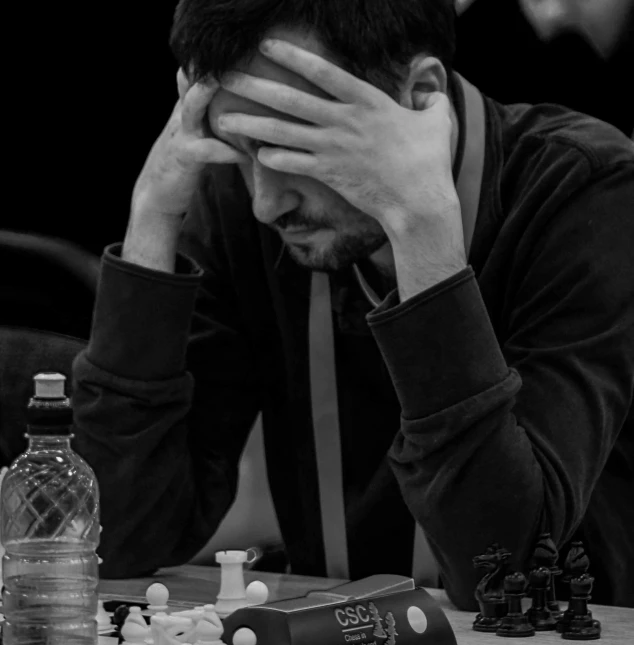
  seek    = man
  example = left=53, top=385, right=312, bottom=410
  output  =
left=72, top=0, right=634, bottom=609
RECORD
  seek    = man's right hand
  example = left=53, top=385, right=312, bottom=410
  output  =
left=122, top=69, right=247, bottom=272
left=132, top=68, right=248, bottom=219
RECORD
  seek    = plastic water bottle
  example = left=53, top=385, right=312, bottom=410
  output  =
left=0, top=372, right=100, bottom=644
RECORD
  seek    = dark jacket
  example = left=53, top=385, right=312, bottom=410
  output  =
left=72, top=92, right=634, bottom=609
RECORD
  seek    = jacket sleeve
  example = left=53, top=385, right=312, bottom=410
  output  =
left=72, top=173, right=262, bottom=578
left=368, top=161, right=634, bottom=609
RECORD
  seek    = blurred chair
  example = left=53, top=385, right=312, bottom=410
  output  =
left=0, top=230, right=101, bottom=339
left=0, top=230, right=100, bottom=465
left=0, top=327, right=88, bottom=465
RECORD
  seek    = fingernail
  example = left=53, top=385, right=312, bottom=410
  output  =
left=260, top=39, right=276, bottom=53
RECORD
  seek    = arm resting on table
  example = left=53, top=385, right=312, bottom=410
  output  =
left=369, top=162, right=634, bottom=609
left=73, top=183, right=262, bottom=578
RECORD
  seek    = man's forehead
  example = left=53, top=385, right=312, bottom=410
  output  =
left=208, top=29, right=334, bottom=134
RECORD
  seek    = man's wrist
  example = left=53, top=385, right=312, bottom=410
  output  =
left=123, top=200, right=185, bottom=273
left=387, top=205, right=467, bottom=301
left=393, top=253, right=467, bottom=301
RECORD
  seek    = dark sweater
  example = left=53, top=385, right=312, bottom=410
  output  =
left=72, top=93, right=634, bottom=610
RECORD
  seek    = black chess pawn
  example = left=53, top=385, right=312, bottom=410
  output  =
left=531, top=532, right=562, bottom=618
left=496, top=572, right=536, bottom=637
left=525, top=567, right=557, bottom=630
left=560, top=574, right=601, bottom=640
left=473, top=544, right=511, bottom=632
left=558, top=541, right=591, bottom=633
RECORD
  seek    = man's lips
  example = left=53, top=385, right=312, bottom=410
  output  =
left=279, top=226, right=324, bottom=240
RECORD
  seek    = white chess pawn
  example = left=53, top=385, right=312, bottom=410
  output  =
left=127, top=606, right=148, bottom=627
left=232, top=627, right=258, bottom=645
left=96, top=599, right=111, bottom=630
left=121, top=615, right=151, bottom=644
left=246, top=581, right=269, bottom=606
left=194, top=617, right=224, bottom=644
left=214, top=550, right=256, bottom=618
left=147, top=582, right=170, bottom=613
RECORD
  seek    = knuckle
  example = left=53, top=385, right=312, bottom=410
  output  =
left=268, top=120, right=285, bottom=142
left=282, top=93, right=299, bottom=113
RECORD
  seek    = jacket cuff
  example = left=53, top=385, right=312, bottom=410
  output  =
left=367, top=268, right=510, bottom=420
left=86, top=243, right=203, bottom=380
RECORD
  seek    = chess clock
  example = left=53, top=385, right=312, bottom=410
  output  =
left=222, top=575, right=457, bottom=645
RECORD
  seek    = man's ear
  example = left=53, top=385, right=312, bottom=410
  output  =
left=400, top=55, right=448, bottom=110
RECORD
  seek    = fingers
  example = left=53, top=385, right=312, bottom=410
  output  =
left=258, top=39, right=378, bottom=105
left=257, top=147, right=318, bottom=177
left=176, top=68, right=189, bottom=103
left=218, top=113, right=324, bottom=152
left=188, top=138, right=249, bottom=165
left=181, top=78, right=220, bottom=133
left=221, top=73, right=339, bottom=125
left=423, top=91, right=451, bottom=110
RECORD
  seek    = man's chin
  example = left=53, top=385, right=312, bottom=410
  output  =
left=285, top=242, right=349, bottom=273
left=283, top=232, right=388, bottom=273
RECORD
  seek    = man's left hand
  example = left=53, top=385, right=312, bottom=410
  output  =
left=219, top=39, right=467, bottom=296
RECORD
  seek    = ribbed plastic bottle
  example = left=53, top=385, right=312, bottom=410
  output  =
left=0, top=372, right=100, bottom=644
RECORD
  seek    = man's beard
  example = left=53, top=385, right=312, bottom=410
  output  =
left=282, top=226, right=388, bottom=272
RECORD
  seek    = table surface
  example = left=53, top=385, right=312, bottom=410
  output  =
left=99, top=565, right=634, bottom=644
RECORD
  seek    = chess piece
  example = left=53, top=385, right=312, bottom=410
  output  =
left=214, top=549, right=257, bottom=618
left=558, top=541, right=591, bottom=633
left=121, top=611, right=151, bottom=643
left=531, top=532, right=562, bottom=618
left=232, top=627, right=258, bottom=645
left=525, top=567, right=557, bottom=630
left=202, top=604, right=220, bottom=621
left=194, top=616, right=225, bottom=644
left=561, top=574, right=601, bottom=640
left=151, top=614, right=194, bottom=645
left=246, top=580, right=270, bottom=605
left=126, top=606, right=148, bottom=627
left=496, top=572, right=535, bottom=637
left=472, top=543, right=511, bottom=632
left=562, top=542, right=590, bottom=582
left=167, top=608, right=204, bottom=642
left=96, top=599, right=111, bottom=630
left=147, top=582, right=170, bottom=614
left=112, top=604, right=131, bottom=631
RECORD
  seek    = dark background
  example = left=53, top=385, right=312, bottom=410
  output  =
left=8, top=0, right=633, bottom=256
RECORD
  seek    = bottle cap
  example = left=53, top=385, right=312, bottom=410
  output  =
left=34, top=372, right=67, bottom=399
left=27, top=372, right=73, bottom=433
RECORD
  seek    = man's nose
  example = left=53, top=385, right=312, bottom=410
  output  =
left=251, top=161, right=299, bottom=225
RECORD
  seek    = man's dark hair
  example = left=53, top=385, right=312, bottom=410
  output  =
left=170, top=0, right=456, bottom=99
